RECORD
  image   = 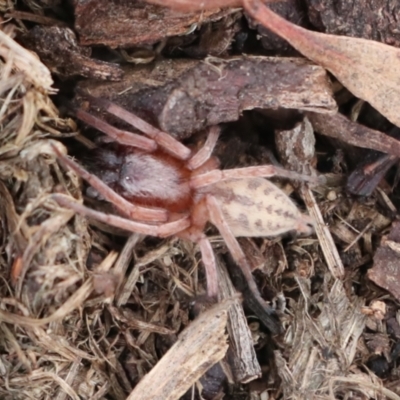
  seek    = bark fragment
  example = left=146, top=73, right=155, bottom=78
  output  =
left=126, top=300, right=230, bottom=400
left=368, top=221, right=400, bottom=301
left=305, top=0, right=400, bottom=47
left=22, top=26, right=123, bottom=80
left=74, top=0, right=235, bottom=48
left=77, top=56, right=337, bottom=139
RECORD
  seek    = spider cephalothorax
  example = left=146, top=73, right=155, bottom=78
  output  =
left=53, top=97, right=316, bottom=333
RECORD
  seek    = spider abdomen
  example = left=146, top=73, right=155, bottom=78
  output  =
left=210, top=178, right=312, bottom=237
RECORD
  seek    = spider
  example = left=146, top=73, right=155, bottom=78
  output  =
left=52, top=97, right=316, bottom=334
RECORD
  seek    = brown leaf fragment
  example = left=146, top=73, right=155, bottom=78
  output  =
left=307, top=112, right=400, bottom=157
left=249, top=0, right=308, bottom=52
left=368, top=221, right=400, bottom=301
left=244, top=0, right=400, bottom=129
left=364, top=332, right=390, bottom=357
left=305, top=0, right=400, bottom=47
left=74, top=0, right=235, bottom=48
left=22, top=26, right=123, bottom=81
left=127, top=300, right=231, bottom=400
left=77, top=56, right=336, bottom=139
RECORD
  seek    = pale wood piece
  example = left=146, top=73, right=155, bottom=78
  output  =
left=217, top=258, right=262, bottom=383
left=127, top=300, right=232, bottom=400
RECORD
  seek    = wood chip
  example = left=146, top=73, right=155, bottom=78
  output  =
left=275, top=117, right=345, bottom=278
left=74, top=0, right=234, bottom=48
left=217, top=258, right=261, bottom=383
left=77, top=56, right=337, bottom=139
left=126, top=300, right=231, bottom=400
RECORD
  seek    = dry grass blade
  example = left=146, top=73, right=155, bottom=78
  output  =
left=0, top=29, right=54, bottom=92
left=301, top=187, right=344, bottom=279
left=0, top=280, right=93, bottom=327
left=275, top=279, right=367, bottom=399
left=243, top=0, right=400, bottom=129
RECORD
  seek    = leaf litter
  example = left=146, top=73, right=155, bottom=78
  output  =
left=2, top=0, right=400, bottom=399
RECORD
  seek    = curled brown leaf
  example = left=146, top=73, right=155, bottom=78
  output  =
left=147, top=0, right=400, bottom=129
left=243, top=0, right=400, bottom=128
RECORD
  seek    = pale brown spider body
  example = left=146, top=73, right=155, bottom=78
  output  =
left=91, top=145, right=196, bottom=213
left=53, top=97, right=316, bottom=333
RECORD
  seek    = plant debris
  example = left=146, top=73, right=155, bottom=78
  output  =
left=305, top=0, right=400, bottom=47
left=77, top=56, right=336, bottom=139
left=3, top=0, right=400, bottom=399
left=127, top=299, right=231, bottom=400
left=74, top=0, right=237, bottom=48
left=21, top=26, right=123, bottom=80
left=244, top=0, right=400, bottom=129
left=368, top=221, right=400, bottom=301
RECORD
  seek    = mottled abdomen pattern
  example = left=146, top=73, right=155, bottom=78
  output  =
left=211, top=178, right=312, bottom=237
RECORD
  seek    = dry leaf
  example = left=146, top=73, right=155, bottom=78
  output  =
left=147, top=0, right=400, bottom=128
left=243, top=0, right=400, bottom=129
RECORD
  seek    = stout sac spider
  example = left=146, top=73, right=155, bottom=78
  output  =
left=53, top=97, right=316, bottom=333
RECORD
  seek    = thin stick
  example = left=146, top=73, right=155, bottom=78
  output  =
left=300, top=187, right=345, bottom=278
left=217, top=258, right=262, bottom=383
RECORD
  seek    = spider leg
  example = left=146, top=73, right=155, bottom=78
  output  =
left=186, top=126, right=220, bottom=170
left=53, top=145, right=169, bottom=223
left=205, top=195, right=282, bottom=334
left=198, top=235, right=219, bottom=298
left=76, top=109, right=157, bottom=151
left=85, top=96, right=192, bottom=160
left=190, top=165, right=320, bottom=189
left=52, top=194, right=190, bottom=238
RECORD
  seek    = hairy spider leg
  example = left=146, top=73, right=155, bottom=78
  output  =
left=53, top=146, right=169, bottom=223
left=206, top=195, right=282, bottom=334
left=197, top=235, right=219, bottom=298
left=190, top=164, right=320, bottom=189
left=76, top=109, right=157, bottom=151
left=52, top=194, right=190, bottom=238
left=86, top=96, right=192, bottom=160
left=186, top=126, right=220, bottom=170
